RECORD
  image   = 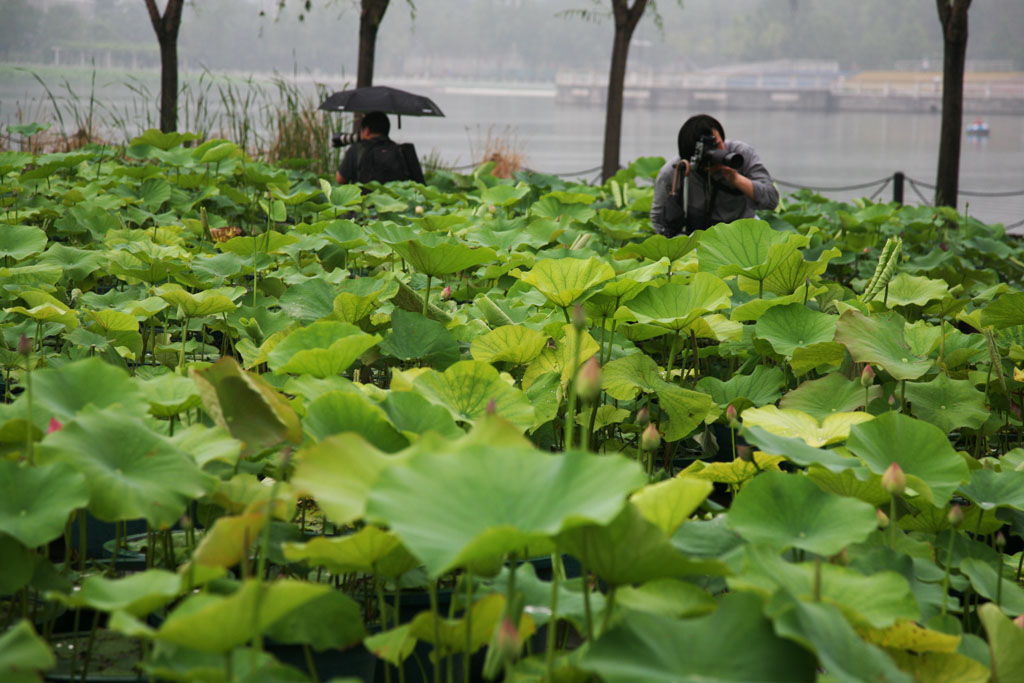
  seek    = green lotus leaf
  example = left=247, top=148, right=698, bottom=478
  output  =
left=522, top=325, right=599, bottom=390
left=380, top=389, right=464, bottom=440
left=481, top=183, right=530, bottom=207
left=834, top=309, right=932, bottom=380
left=742, top=246, right=841, bottom=297
left=277, top=278, right=338, bottom=323
left=267, top=320, right=381, bottom=377
left=592, top=260, right=668, bottom=304
left=959, top=469, right=1024, bottom=511
left=379, top=309, right=460, bottom=369
left=960, top=558, right=1024, bottom=616
left=615, top=578, right=716, bottom=619
left=171, top=424, right=241, bottom=470
left=580, top=404, right=631, bottom=431
left=329, top=276, right=398, bottom=324
left=780, top=373, right=878, bottom=421
left=904, top=373, right=990, bottom=433
left=602, top=352, right=667, bottom=401
left=155, top=283, right=238, bottom=318
left=846, top=412, right=969, bottom=506
left=727, top=471, right=877, bottom=555
left=741, top=425, right=865, bottom=475
left=979, top=602, right=1024, bottom=680
left=6, top=290, right=79, bottom=330
left=754, top=303, right=837, bottom=357
left=156, top=579, right=329, bottom=653
left=613, top=233, right=701, bottom=263
left=630, top=477, right=714, bottom=536
left=873, top=273, right=950, bottom=308
left=304, top=391, right=409, bottom=452
left=0, top=225, right=47, bottom=262
left=0, top=263, right=63, bottom=288
left=698, top=218, right=806, bottom=281
left=695, top=366, right=786, bottom=409
left=138, top=372, right=202, bottom=418
left=389, top=234, right=496, bottom=277
left=190, top=357, right=303, bottom=457
left=291, top=434, right=396, bottom=526
left=0, top=620, right=55, bottom=681
left=0, top=460, right=89, bottom=548
left=414, top=360, right=535, bottom=432
left=218, top=231, right=299, bottom=258
left=29, top=357, right=147, bottom=422
left=282, top=525, right=418, bottom=577
left=658, top=383, right=715, bottom=442
left=129, top=129, right=200, bottom=150
left=614, top=272, right=731, bottom=331
left=38, top=243, right=106, bottom=282
left=407, top=593, right=526, bottom=657
left=190, top=252, right=246, bottom=281
left=0, top=535, right=34, bottom=594
left=518, top=256, right=615, bottom=308
left=581, top=592, right=816, bottom=683
left=366, top=447, right=646, bottom=577
left=364, top=624, right=417, bottom=667
left=530, top=196, right=596, bottom=224
left=806, top=466, right=889, bottom=508
left=193, top=139, right=240, bottom=163
left=37, top=409, right=214, bottom=527
left=187, top=511, right=265, bottom=570
left=50, top=570, right=182, bottom=617
left=736, top=546, right=919, bottom=629
left=263, top=590, right=367, bottom=652
left=979, top=291, right=1024, bottom=330
left=740, top=406, right=874, bottom=448
left=789, top=341, right=847, bottom=376
left=885, top=650, right=988, bottom=683
left=767, top=591, right=914, bottom=683
left=470, top=325, right=549, bottom=366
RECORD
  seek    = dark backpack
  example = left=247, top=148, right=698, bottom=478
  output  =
left=356, top=138, right=411, bottom=184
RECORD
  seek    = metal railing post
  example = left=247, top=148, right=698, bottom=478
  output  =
left=893, top=171, right=905, bottom=205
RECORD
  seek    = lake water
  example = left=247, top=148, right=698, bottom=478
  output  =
left=3, top=73, right=1023, bottom=230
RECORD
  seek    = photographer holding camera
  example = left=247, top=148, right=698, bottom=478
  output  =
left=651, top=114, right=778, bottom=236
left=334, top=111, right=424, bottom=186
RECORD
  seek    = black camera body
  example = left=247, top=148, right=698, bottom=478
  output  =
left=331, top=131, right=360, bottom=148
left=690, top=134, right=743, bottom=171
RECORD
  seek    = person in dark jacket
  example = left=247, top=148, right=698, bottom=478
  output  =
left=650, top=114, right=778, bottom=236
left=335, top=111, right=423, bottom=185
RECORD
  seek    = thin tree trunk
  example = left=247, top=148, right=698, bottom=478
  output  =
left=934, top=0, right=972, bottom=208
left=144, top=0, right=184, bottom=134
left=601, top=0, right=648, bottom=182
left=358, top=0, right=390, bottom=89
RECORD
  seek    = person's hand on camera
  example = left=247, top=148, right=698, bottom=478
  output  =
left=713, top=165, right=756, bottom=201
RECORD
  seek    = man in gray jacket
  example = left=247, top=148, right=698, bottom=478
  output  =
left=650, top=114, right=778, bottom=236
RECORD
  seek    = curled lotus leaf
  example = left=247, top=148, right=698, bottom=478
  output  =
left=739, top=405, right=874, bottom=448
left=470, top=325, right=549, bottom=366
left=518, top=256, right=615, bottom=309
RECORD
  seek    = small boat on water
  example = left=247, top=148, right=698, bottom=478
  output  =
left=967, top=118, right=990, bottom=136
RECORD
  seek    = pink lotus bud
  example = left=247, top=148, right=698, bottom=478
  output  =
left=641, top=423, right=660, bottom=452
left=860, top=365, right=874, bottom=387
left=888, top=394, right=896, bottom=406
left=486, top=398, right=497, bottom=415
left=17, top=334, right=31, bottom=356
left=947, top=504, right=964, bottom=527
left=415, top=205, right=424, bottom=215
left=488, top=204, right=497, bottom=214
left=575, top=356, right=601, bottom=403
left=440, top=285, right=452, bottom=301
left=996, top=531, right=1007, bottom=549
left=571, top=303, right=586, bottom=331
left=494, top=616, right=520, bottom=661
left=881, top=462, right=907, bottom=496
left=1014, top=615, right=1024, bottom=629
left=862, top=247, right=870, bottom=254
left=47, top=417, right=62, bottom=434
left=636, top=407, right=650, bottom=427
left=877, top=508, right=890, bottom=529
left=726, top=404, right=739, bottom=429
left=939, top=242, right=947, bottom=251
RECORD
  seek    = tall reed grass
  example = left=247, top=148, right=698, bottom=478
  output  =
left=468, top=124, right=525, bottom=178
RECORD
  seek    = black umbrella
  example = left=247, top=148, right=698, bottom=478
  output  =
left=319, top=85, right=444, bottom=127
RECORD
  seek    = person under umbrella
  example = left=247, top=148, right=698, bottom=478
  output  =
left=335, top=111, right=425, bottom=186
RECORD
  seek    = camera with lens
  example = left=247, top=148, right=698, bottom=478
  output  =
left=690, top=134, right=743, bottom=171
left=331, top=131, right=360, bottom=148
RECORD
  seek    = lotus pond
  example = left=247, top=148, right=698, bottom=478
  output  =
left=4, top=128, right=1024, bottom=682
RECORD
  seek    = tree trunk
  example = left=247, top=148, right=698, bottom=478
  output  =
left=144, top=0, right=184, bottom=134
left=934, top=0, right=972, bottom=208
left=601, top=0, right=648, bottom=183
left=352, top=0, right=390, bottom=132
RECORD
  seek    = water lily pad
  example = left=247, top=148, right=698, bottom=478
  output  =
left=904, top=373, right=989, bottom=433
left=740, top=406, right=874, bottom=448
left=267, top=320, right=381, bottom=377
left=0, top=460, right=88, bottom=548
left=37, top=409, right=213, bottom=527
left=846, top=412, right=969, bottom=506
left=470, top=325, right=549, bottom=366
left=518, top=256, right=615, bottom=308
left=754, top=303, right=836, bottom=356
left=727, top=471, right=877, bottom=555
left=834, top=309, right=931, bottom=380
left=366, top=446, right=646, bottom=577
left=581, top=591, right=816, bottom=682
left=414, top=360, right=535, bottom=432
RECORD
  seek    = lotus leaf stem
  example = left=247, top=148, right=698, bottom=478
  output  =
left=581, top=562, right=594, bottom=642
left=889, top=497, right=898, bottom=548
left=464, top=569, right=473, bottom=683
left=428, top=580, right=442, bottom=683
left=812, top=556, right=822, bottom=602
left=545, top=552, right=561, bottom=679
left=78, top=610, right=102, bottom=683
left=424, top=275, right=432, bottom=315
left=940, top=530, right=956, bottom=617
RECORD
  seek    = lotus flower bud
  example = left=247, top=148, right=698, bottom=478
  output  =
left=47, top=417, right=62, bottom=434
left=636, top=407, right=650, bottom=427
left=494, top=616, right=520, bottom=662
left=489, top=204, right=497, bottom=214
left=17, top=334, right=31, bottom=356
left=860, top=365, right=874, bottom=387
left=881, top=462, right=906, bottom=496
left=876, top=508, right=890, bottom=529
left=571, top=303, right=586, bottom=331
left=641, top=423, right=660, bottom=452
left=996, top=531, right=1007, bottom=549
left=486, top=398, right=497, bottom=415
left=415, top=205, right=424, bottom=215
left=1014, top=615, right=1024, bottom=629
left=576, top=356, right=602, bottom=403
left=947, top=503, right=964, bottom=527
left=726, top=404, right=739, bottom=429
left=440, top=285, right=452, bottom=301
